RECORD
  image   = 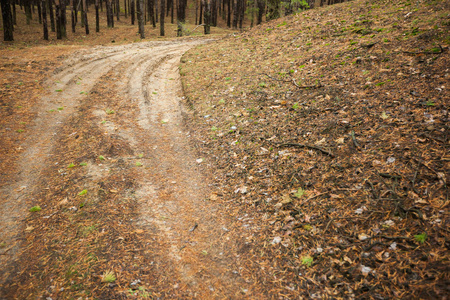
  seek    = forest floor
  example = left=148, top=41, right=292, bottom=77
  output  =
left=1, top=0, right=449, bottom=299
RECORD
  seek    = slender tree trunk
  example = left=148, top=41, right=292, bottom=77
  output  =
left=60, top=0, right=67, bottom=37
left=159, top=0, right=164, bottom=36
left=155, top=0, right=158, bottom=22
left=176, top=0, right=185, bottom=36
left=256, top=0, right=263, bottom=25
left=238, top=0, right=244, bottom=29
left=1, top=0, right=14, bottom=41
left=48, top=0, right=55, bottom=31
left=115, top=0, right=119, bottom=20
left=195, top=0, right=198, bottom=25
left=42, top=0, right=48, bottom=39
left=170, top=0, right=173, bottom=23
left=199, top=0, right=202, bottom=26
left=124, top=0, right=127, bottom=17
left=203, top=0, right=210, bottom=34
left=55, top=2, right=62, bottom=38
left=226, top=0, right=230, bottom=27
left=95, top=0, right=99, bottom=31
left=37, top=0, right=42, bottom=23
left=130, top=0, right=135, bottom=24
left=24, top=0, right=32, bottom=24
left=80, top=0, right=85, bottom=26
left=12, top=0, right=17, bottom=25
left=137, top=0, right=144, bottom=38
left=148, top=0, right=155, bottom=27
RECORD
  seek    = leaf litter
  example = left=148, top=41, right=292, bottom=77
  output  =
left=180, top=0, right=449, bottom=298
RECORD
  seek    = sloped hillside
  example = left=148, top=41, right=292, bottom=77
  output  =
left=181, top=0, right=449, bottom=298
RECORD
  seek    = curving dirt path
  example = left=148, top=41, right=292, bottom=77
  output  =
left=1, top=39, right=264, bottom=298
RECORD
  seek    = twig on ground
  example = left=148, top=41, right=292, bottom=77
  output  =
left=278, top=142, right=335, bottom=157
left=351, top=130, right=360, bottom=149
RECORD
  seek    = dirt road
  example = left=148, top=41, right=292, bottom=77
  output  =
left=0, top=39, right=262, bottom=299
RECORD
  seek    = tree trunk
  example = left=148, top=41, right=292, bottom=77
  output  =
left=203, top=0, right=210, bottom=34
left=60, top=0, right=67, bottom=38
left=42, top=0, right=48, bottom=39
left=137, top=0, right=144, bottom=38
left=267, top=0, right=279, bottom=20
left=115, top=0, right=119, bottom=20
left=55, top=2, right=61, bottom=38
left=226, top=0, right=231, bottom=27
left=48, top=0, right=55, bottom=31
left=130, top=0, right=135, bottom=24
left=159, top=0, right=164, bottom=36
left=106, top=0, right=114, bottom=27
left=80, top=0, right=84, bottom=26
left=256, top=0, right=263, bottom=25
left=95, top=0, right=99, bottom=31
left=12, top=0, right=17, bottom=25
left=238, top=0, right=244, bottom=29
left=176, top=0, right=186, bottom=36
left=37, top=0, right=42, bottom=24
left=1, top=0, right=14, bottom=41
left=24, top=0, right=32, bottom=24
left=199, top=0, right=202, bottom=26
left=148, top=0, right=155, bottom=27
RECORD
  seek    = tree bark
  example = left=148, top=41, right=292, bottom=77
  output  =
left=42, top=0, right=48, bottom=39
left=176, top=0, right=186, bottom=36
left=48, top=0, right=55, bottom=31
left=137, top=0, right=144, bottom=38
left=95, top=0, right=99, bottom=31
left=203, top=0, right=210, bottom=34
left=24, top=0, right=32, bottom=24
left=37, top=0, right=42, bottom=24
left=130, top=0, right=135, bottom=24
left=115, top=0, right=119, bottom=20
left=148, top=0, right=155, bottom=27
left=159, top=0, right=164, bottom=36
left=1, top=0, right=14, bottom=41
left=11, top=0, right=17, bottom=25
left=256, top=0, right=263, bottom=25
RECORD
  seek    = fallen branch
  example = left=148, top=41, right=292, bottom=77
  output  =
left=351, top=130, right=360, bottom=149
left=402, top=44, right=444, bottom=55
left=278, top=142, right=335, bottom=157
left=291, top=77, right=323, bottom=89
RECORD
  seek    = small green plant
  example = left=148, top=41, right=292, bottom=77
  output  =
left=57, top=107, right=64, bottom=111
left=138, top=154, right=144, bottom=158
left=106, top=109, right=114, bottom=114
left=135, top=161, right=143, bottom=167
left=78, top=189, right=88, bottom=196
left=98, top=155, right=105, bottom=160
left=294, top=188, right=306, bottom=198
left=152, top=91, right=158, bottom=94
left=17, top=129, right=24, bottom=133
left=211, top=126, right=218, bottom=131
left=218, top=99, right=225, bottom=104
left=303, top=224, right=312, bottom=231
left=426, top=100, right=435, bottom=106
left=101, top=270, right=116, bottom=283
left=0, top=242, right=6, bottom=248
left=49, top=109, right=55, bottom=112
left=55, top=89, right=63, bottom=92
left=414, top=233, right=427, bottom=244
left=68, top=163, right=75, bottom=168
left=79, top=162, right=87, bottom=166
left=101, top=120, right=106, bottom=124
left=29, top=206, right=41, bottom=212
left=292, top=103, right=299, bottom=110
left=301, top=255, right=314, bottom=267
left=259, top=82, right=267, bottom=87
left=225, top=77, right=231, bottom=81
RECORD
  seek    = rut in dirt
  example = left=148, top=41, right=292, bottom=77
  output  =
left=1, top=39, right=263, bottom=298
